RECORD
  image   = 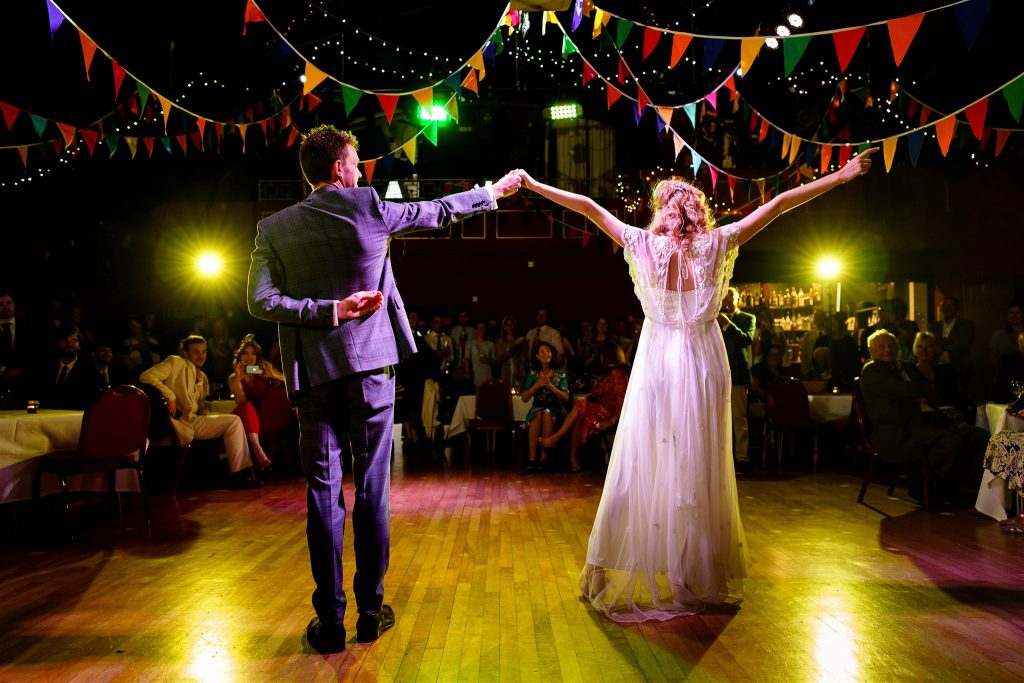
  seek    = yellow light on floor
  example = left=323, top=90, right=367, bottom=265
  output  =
left=197, top=252, right=223, bottom=277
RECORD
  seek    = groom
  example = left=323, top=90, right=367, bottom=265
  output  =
left=247, top=125, right=520, bottom=653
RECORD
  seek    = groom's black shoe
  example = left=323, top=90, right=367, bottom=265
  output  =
left=356, top=604, right=396, bottom=643
left=304, top=617, right=346, bottom=654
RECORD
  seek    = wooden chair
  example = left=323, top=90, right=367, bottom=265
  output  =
left=33, top=384, right=152, bottom=534
left=464, top=380, right=517, bottom=463
left=762, top=377, right=819, bottom=471
left=852, top=379, right=929, bottom=507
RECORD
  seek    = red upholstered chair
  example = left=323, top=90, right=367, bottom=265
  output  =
left=33, top=384, right=153, bottom=533
left=258, top=384, right=297, bottom=470
left=762, top=377, right=819, bottom=471
left=464, top=380, right=517, bottom=463
left=852, top=379, right=929, bottom=508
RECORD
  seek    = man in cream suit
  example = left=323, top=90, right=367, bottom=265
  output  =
left=140, top=335, right=258, bottom=488
left=247, top=124, right=520, bottom=653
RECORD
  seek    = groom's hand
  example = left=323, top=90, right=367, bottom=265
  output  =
left=337, top=290, right=384, bottom=320
left=491, top=169, right=523, bottom=199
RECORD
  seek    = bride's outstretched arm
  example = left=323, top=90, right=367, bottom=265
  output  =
left=731, top=147, right=878, bottom=247
left=518, top=170, right=631, bottom=247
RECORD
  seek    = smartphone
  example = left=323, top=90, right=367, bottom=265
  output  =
left=244, top=364, right=265, bottom=375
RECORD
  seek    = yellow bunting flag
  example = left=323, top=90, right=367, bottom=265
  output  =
left=740, top=38, right=763, bottom=76
left=592, top=9, right=610, bottom=39
left=780, top=133, right=791, bottom=160
left=670, top=34, right=692, bottom=69
left=403, top=137, right=417, bottom=165
left=883, top=136, right=897, bottom=172
left=444, top=97, right=459, bottom=122
left=156, top=93, right=172, bottom=134
left=363, top=159, right=376, bottom=186
left=788, top=136, right=801, bottom=165
left=469, top=51, right=486, bottom=82
left=934, top=116, right=956, bottom=156
left=756, top=178, right=765, bottom=202
left=412, top=88, right=433, bottom=109
left=57, top=122, right=76, bottom=148
left=125, top=136, right=138, bottom=159
left=303, top=61, right=329, bottom=95
left=887, top=13, right=924, bottom=67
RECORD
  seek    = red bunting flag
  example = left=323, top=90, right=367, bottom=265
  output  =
left=832, top=27, right=865, bottom=73
left=174, top=135, right=187, bottom=154
left=980, top=127, right=992, bottom=150
left=79, top=31, right=97, bottom=80
left=994, top=129, right=1011, bottom=157
left=637, top=86, right=650, bottom=112
left=617, top=56, right=628, bottom=84
left=722, top=74, right=736, bottom=96
left=887, top=13, right=924, bottom=67
left=196, top=117, right=206, bottom=140
left=363, top=159, right=376, bottom=186
left=838, top=145, right=852, bottom=168
left=0, top=102, right=20, bottom=132
left=376, top=94, right=399, bottom=124
left=907, top=98, right=919, bottom=118
left=965, top=98, right=988, bottom=139
left=141, top=137, right=154, bottom=159
left=286, top=127, right=299, bottom=148
left=606, top=83, right=622, bottom=109
left=57, top=122, right=76, bottom=148
left=934, top=116, right=956, bottom=156
left=79, top=128, right=99, bottom=154
left=582, top=61, right=597, bottom=86
left=670, top=34, right=692, bottom=69
left=242, top=0, right=267, bottom=35
left=820, top=144, right=833, bottom=173
left=305, top=94, right=321, bottom=111
left=758, top=118, right=769, bottom=142
left=727, top=174, right=736, bottom=201
left=642, top=27, right=660, bottom=60
left=581, top=232, right=592, bottom=248
left=112, top=62, right=128, bottom=98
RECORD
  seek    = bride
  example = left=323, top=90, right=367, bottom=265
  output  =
left=517, top=148, right=876, bottom=622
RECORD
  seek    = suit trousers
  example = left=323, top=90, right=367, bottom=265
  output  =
left=191, top=414, right=249, bottom=473
left=297, top=368, right=394, bottom=629
left=730, top=385, right=750, bottom=463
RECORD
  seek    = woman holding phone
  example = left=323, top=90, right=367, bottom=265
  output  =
left=228, top=334, right=288, bottom=470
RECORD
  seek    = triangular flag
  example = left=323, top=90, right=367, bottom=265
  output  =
left=561, top=34, right=577, bottom=58
left=934, top=116, right=956, bottom=156
left=631, top=101, right=643, bottom=126
left=758, top=118, right=769, bottom=143
left=79, top=31, right=97, bottom=80
left=690, top=152, right=702, bottom=177
left=954, top=0, right=992, bottom=49
left=637, top=86, right=650, bottom=112
left=363, top=159, right=376, bottom=186
left=242, top=0, right=267, bottom=35
left=727, top=174, right=736, bottom=201
left=882, top=136, right=898, bottom=172
left=160, top=138, right=172, bottom=156
left=380, top=154, right=394, bottom=178
left=670, top=34, right=692, bottom=69
left=838, top=145, right=852, bottom=167
left=156, top=93, right=173, bottom=133
left=832, top=27, right=866, bottom=73
left=642, top=27, right=660, bottom=59
left=45, top=0, right=65, bottom=42
left=755, top=178, right=765, bottom=202
left=740, top=38, right=763, bottom=75
left=137, top=83, right=150, bottom=113
left=377, top=94, right=399, bottom=124
left=286, top=127, right=299, bottom=148
left=572, top=0, right=583, bottom=32
left=303, top=61, right=329, bottom=95
left=705, top=90, right=717, bottom=111
left=682, top=102, right=696, bottom=128
left=444, top=73, right=462, bottom=98
left=412, top=88, right=433, bottom=109
left=907, top=131, right=923, bottom=166
left=444, top=97, right=459, bottom=122
left=341, top=85, right=363, bottom=116
left=306, top=93, right=321, bottom=111
left=780, top=134, right=791, bottom=160
left=980, top=126, right=992, bottom=151
left=656, top=107, right=673, bottom=128
left=403, top=137, right=417, bottom=165
left=592, top=9, right=606, bottom=39
left=612, top=242, right=620, bottom=255
left=237, top=124, right=248, bottom=154
left=0, top=102, right=20, bottom=132
left=709, top=166, right=718, bottom=189
left=783, top=36, right=811, bottom=76
left=57, top=122, right=76, bottom=148
left=29, top=114, right=48, bottom=138
left=106, top=134, right=120, bottom=158
left=617, top=56, right=628, bottom=85
left=703, top=39, right=724, bottom=69
left=423, top=120, right=438, bottom=146
left=1002, top=76, right=1024, bottom=122
left=918, top=104, right=931, bottom=126
left=581, top=231, right=592, bottom=248
left=788, top=136, right=801, bottom=165
left=907, top=98, right=919, bottom=118
left=196, top=117, right=207, bottom=143
left=672, top=131, right=685, bottom=159
left=994, top=129, right=1011, bottom=157
left=615, top=19, right=633, bottom=50
left=582, top=61, right=597, bottom=86
left=462, top=69, right=479, bottom=95
left=606, top=83, right=622, bottom=109
left=887, top=13, right=924, bottom=67
left=17, top=146, right=28, bottom=170
left=965, top=98, right=988, bottom=139
left=112, top=62, right=128, bottom=98
left=491, top=28, right=504, bottom=55
left=79, top=128, right=99, bottom=154
left=188, top=131, right=202, bottom=151
left=140, top=137, right=154, bottom=158
left=820, top=144, right=833, bottom=173
left=469, top=50, right=485, bottom=73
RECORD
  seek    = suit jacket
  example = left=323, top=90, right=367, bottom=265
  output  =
left=41, top=358, right=104, bottom=410
left=247, top=184, right=495, bottom=394
left=139, top=355, right=210, bottom=445
left=859, top=359, right=940, bottom=463
left=927, top=317, right=975, bottom=377
left=721, top=309, right=755, bottom=386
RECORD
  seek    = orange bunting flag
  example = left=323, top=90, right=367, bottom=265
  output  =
left=303, top=61, right=329, bottom=95
left=642, top=26, right=660, bottom=60
left=156, top=93, right=172, bottom=134
left=934, top=116, right=956, bottom=156
left=377, top=94, right=400, bottom=124
left=727, top=174, right=736, bottom=201
left=832, top=27, right=866, bottom=73
left=462, top=69, right=479, bottom=95
left=174, top=135, right=187, bottom=154
left=670, top=34, right=692, bottom=69
left=468, top=51, right=486, bottom=82
left=403, top=137, right=417, bottom=165
left=788, top=136, right=801, bottom=165
left=412, top=88, right=433, bottom=109
left=196, top=117, right=207, bottom=143
left=672, top=131, right=685, bottom=159
left=887, top=13, right=924, bottom=67
left=79, top=31, right=97, bottom=80
left=965, top=98, right=988, bottom=139
left=637, top=86, right=650, bottom=112
left=755, top=178, right=765, bottom=202
left=17, top=145, right=28, bottom=170
left=838, top=145, right=852, bottom=167
left=758, top=117, right=769, bottom=143
left=994, top=129, right=1011, bottom=157
left=656, top=107, right=673, bottom=128
left=617, top=56, right=627, bottom=85
left=444, top=97, right=459, bottom=122
left=611, top=242, right=620, bottom=255
left=80, top=128, right=99, bottom=154
left=363, top=159, right=376, bottom=186
left=820, top=144, right=833, bottom=173
left=780, top=134, right=791, bottom=160
left=242, top=0, right=267, bottom=35
left=57, top=122, right=76, bottom=148
left=606, top=83, right=622, bottom=109
left=740, top=38, right=763, bottom=76
left=882, top=137, right=897, bottom=172
left=237, top=124, right=248, bottom=154
left=722, top=73, right=736, bottom=95
left=286, top=127, right=299, bottom=147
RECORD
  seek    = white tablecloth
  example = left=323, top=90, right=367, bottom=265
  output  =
left=0, top=409, right=141, bottom=504
left=974, top=403, right=1024, bottom=521
left=446, top=394, right=533, bottom=439
left=806, top=394, right=853, bottom=424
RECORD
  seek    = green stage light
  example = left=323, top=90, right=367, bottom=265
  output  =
left=546, top=103, right=580, bottom=121
left=418, top=105, right=450, bottom=122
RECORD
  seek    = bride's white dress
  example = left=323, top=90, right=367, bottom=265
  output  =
left=579, top=223, right=749, bottom=622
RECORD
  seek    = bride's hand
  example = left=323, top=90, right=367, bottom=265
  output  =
left=518, top=170, right=537, bottom=190
left=838, top=147, right=878, bottom=182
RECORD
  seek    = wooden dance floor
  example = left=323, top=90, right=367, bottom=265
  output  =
left=2, top=455, right=1023, bottom=681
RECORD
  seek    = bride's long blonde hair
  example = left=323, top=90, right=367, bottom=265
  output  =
left=648, top=178, right=715, bottom=248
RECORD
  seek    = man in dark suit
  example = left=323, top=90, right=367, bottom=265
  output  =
left=859, top=330, right=960, bottom=509
left=247, top=125, right=521, bottom=653
left=40, top=327, right=103, bottom=410
left=927, top=295, right=975, bottom=382
left=0, top=289, right=35, bottom=408
left=719, top=287, right=756, bottom=472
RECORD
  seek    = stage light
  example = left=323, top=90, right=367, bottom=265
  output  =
left=546, top=103, right=581, bottom=121
left=816, top=257, right=840, bottom=279
left=196, top=252, right=223, bottom=277
left=418, top=105, right=450, bottom=122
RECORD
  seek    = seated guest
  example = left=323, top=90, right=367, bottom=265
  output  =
left=896, top=319, right=919, bottom=365
left=800, top=311, right=829, bottom=380
left=858, top=298, right=906, bottom=362
left=818, top=314, right=860, bottom=392
left=140, top=335, right=259, bottom=489
left=992, top=330, right=1024, bottom=404
left=989, top=301, right=1024, bottom=365
left=859, top=330, right=960, bottom=509
left=520, top=341, right=569, bottom=472
left=465, top=322, right=496, bottom=387
left=39, top=326, right=104, bottom=410
left=122, top=315, right=160, bottom=377
left=227, top=335, right=289, bottom=470
left=927, top=295, right=975, bottom=382
left=539, top=343, right=628, bottom=472
left=92, top=342, right=132, bottom=388
left=749, top=344, right=795, bottom=401
left=907, top=331, right=972, bottom=422
left=806, top=346, right=833, bottom=386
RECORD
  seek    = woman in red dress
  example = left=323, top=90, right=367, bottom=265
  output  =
left=539, top=342, right=629, bottom=472
left=227, top=335, right=286, bottom=470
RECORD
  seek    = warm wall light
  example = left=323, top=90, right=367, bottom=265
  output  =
left=196, top=252, right=222, bottom=277
left=816, top=257, right=840, bottom=279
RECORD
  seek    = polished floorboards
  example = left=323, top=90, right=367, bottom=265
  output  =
left=1, top=452, right=1023, bottom=682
